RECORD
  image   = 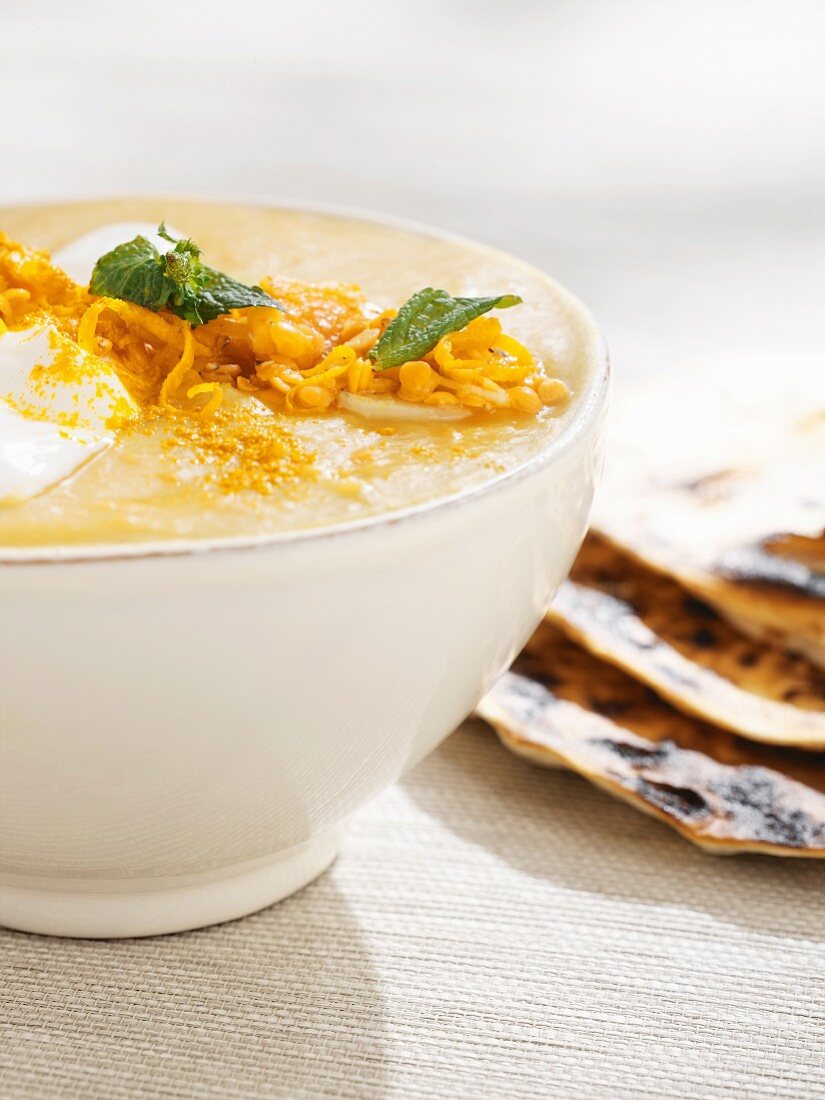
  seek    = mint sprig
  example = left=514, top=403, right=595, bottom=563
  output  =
left=89, top=223, right=282, bottom=326
left=368, top=287, right=522, bottom=371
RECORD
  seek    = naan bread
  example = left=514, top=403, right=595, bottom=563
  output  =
left=548, top=536, right=825, bottom=749
left=477, top=622, right=825, bottom=856
left=594, top=358, right=825, bottom=666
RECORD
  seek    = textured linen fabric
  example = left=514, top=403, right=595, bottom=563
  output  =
left=2, top=721, right=823, bottom=1100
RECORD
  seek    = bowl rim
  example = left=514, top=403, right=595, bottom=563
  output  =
left=0, top=197, right=610, bottom=566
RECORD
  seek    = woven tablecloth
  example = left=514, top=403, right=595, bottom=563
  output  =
left=2, top=720, right=823, bottom=1099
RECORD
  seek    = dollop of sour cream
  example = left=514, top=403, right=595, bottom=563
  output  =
left=0, top=324, right=139, bottom=503
left=0, top=399, right=108, bottom=504
left=0, top=223, right=174, bottom=504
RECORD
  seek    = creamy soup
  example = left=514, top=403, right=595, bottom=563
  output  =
left=0, top=199, right=599, bottom=548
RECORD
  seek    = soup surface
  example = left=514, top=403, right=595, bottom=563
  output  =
left=0, top=199, right=599, bottom=548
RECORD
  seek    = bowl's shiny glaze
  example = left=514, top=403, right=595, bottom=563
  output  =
left=0, top=204, right=608, bottom=937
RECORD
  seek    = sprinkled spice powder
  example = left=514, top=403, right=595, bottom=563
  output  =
left=159, top=403, right=316, bottom=496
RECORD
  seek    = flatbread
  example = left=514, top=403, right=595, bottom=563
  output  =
left=594, top=359, right=825, bottom=666
left=547, top=536, right=825, bottom=749
left=764, top=532, right=825, bottom=573
left=477, top=622, right=825, bottom=856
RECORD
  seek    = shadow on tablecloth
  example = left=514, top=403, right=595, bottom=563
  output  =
left=0, top=878, right=387, bottom=1098
left=403, top=720, right=825, bottom=943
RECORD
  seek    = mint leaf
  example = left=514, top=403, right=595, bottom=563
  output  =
left=182, top=269, right=281, bottom=326
left=89, top=236, right=172, bottom=309
left=90, top=225, right=282, bottom=326
left=368, top=288, right=522, bottom=371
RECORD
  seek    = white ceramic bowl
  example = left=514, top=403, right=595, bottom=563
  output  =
left=0, top=212, right=608, bottom=938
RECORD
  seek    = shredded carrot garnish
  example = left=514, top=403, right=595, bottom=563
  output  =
left=0, top=230, right=570, bottom=428
left=159, top=323, right=194, bottom=406
left=186, top=381, right=223, bottom=416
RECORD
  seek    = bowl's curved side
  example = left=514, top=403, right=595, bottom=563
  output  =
left=0, top=390, right=605, bottom=935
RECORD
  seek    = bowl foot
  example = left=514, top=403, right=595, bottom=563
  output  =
left=0, top=831, right=340, bottom=939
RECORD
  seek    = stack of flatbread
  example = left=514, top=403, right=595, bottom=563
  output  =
left=477, top=357, right=825, bottom=856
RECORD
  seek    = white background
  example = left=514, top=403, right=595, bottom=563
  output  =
left=2, top=0, right=824, bottom=384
